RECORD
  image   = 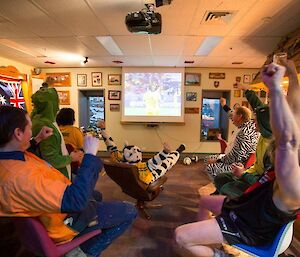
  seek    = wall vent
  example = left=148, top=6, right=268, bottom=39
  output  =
left=201, top=11, right=235, bottom=25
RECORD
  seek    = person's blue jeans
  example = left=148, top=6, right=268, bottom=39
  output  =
left=79, top=201, right=137, bottom=257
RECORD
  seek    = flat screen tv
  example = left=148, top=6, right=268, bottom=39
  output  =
left=122, top=67, right=184, bottom=123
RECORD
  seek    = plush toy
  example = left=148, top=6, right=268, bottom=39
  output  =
left=97, top=121, right=185, bottom=184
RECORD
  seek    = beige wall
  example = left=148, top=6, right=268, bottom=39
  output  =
left=42, top=66, right=259, bottom=154
left=0, top=56, right=259, bottom=154
left=0, top=56, right=33, bottom=74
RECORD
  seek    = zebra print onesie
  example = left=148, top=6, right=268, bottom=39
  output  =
left=206, top=120, right=259, bottom=179
left=99, top=129, right=180, bottom=184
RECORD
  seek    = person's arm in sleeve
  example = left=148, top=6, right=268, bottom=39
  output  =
left=245, top=89, right=263, bottom=110
left=32, top=124, right=72, bottom=169
left=219, top=128, right=257, bottom=164
left=61, top=136, right=103, bottom=212
left=38, top=132, right=72, bottom=169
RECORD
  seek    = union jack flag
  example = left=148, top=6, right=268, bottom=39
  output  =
left=0, top=79, right=26, bottom=110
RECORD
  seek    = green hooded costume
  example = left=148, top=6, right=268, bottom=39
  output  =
left=214, top=90, right=273, bottom=198
left=31, top=87, right=71, bottom=178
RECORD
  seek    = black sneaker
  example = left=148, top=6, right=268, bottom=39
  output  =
left=176, top=144, right=186, bottom=154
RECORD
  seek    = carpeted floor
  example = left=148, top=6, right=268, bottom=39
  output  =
left=0, top=159, right=299, bottom=257
left=95, top=160, right=299, bottom=257
left=95, top=160, right=208, bottom=257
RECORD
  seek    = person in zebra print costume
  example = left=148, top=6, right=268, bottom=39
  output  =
left=97, top=120, right=185, bottom=184
left=205, top=106, right=259, bottom=179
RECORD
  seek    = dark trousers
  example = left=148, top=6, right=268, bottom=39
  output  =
left=79, top=201, right=137, bottom=257
left=214, top=173, right=260, bottom=198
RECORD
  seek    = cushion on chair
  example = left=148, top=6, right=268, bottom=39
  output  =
left=13, top=217, right=101, bottom=257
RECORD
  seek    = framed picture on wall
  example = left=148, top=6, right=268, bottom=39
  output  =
left=110, top=104, right=120, bottom=112
left=234, top=90, right=241, bottom=97
left=185, top=73, right=201, bottom=85
left=57, top=90, right=70, bottom=105
left=185, top=92, right=197, bottom=101
left=108, top=90, right=121, bottom=100
left=184, top=107, right=199, bottom=114
left=77, top=74, right=87, bottom=87
left=45, top=72, right=71, bottom=87
left=243, top=74, right=251, bottom=83
left=108, top=74, right=121, bottom=85
left=92, top=72, right=102, bottom=86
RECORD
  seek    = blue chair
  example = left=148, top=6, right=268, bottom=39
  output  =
left=232, top=220, right=294, bottom=257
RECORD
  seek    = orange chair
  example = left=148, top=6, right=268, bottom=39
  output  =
left=13, top=217, right=101, bottom=257
left=244, top=152, right=256, bottom=169
left=103, top=160, right=167, bottom=220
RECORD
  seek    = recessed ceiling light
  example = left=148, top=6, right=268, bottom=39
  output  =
left=96, top=36, right=123, bottom=56
left=232, top=61, right=243, bottom=65
left=195, top=36, right=223, bottom=56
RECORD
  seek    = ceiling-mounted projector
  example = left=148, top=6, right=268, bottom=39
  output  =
left=125, top=5, right=162, bottom=34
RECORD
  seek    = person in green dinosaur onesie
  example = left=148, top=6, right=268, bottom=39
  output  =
left=213, top=84, right=273, bottom=198
left=31, top=87, right=83, bottom=179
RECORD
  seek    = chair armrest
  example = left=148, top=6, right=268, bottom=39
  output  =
left=147, top=176, right=167, bottom=191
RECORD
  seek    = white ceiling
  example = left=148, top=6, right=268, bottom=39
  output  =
left=0, top=0, right=299, bottom=69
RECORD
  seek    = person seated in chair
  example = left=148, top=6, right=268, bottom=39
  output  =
left=97, top=120, right=185, bottom=184
left=213, top=88, right=273, bottom=198
left=205, top=105, right=259, bottom=179
left=56, top=107, right=84, bottom=151
left=0, top=106, right=137, bottom=257
left=175, top=61, right=300, bottom=257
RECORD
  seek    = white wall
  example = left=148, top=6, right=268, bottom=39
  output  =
left=42, top=66, right=259, bottom=154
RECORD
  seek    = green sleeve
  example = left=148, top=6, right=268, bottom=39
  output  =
left=33, top=123, right=72, bottom=169
left=245, top=90, right=263, bottom=110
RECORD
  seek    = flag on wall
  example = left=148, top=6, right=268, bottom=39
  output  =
left=0, top=79, right=26, bottom=110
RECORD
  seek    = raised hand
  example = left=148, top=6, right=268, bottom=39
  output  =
left=220, top=97, right=226, bottom=107
left=83, top=135, right=100, bottom=156
left=236, top=82, right=251, bottom=91
left=279, top=59, right=297, bottom=76
left=261, top=63, right=286, bottom=91
left=97, top=120, right=105, bottom=129
left=231, top=163, right=245, bottom=177
left=34, top=126, right=53, bottom=143
left=70, top=150, right=84, bottom=162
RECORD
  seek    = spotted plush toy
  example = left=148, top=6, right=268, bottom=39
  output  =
left=98, top=126, right=185, bottom=184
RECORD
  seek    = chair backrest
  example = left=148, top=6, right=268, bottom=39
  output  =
left=233, top=220, right=294, bottom=257
left=13, top=217, right=101, bottom=257
left=65, top=143, right=80, bottom=174
left=13, top=217, right=59, bottom=257
left=244, top=152, right=256, bottom=169
left=218, top=138, right=228, bottom=154
left=103, top=161, right=164, bottom=202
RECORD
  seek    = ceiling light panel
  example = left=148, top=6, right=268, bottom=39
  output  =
left=195, top=36, right=223, bottom=56
left=96, top=36, right=123, bottom=56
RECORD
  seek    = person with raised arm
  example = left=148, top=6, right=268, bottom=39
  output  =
left=0, top=106, right=137, bottom=257
left=175, top=61, right=300, bottom=257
